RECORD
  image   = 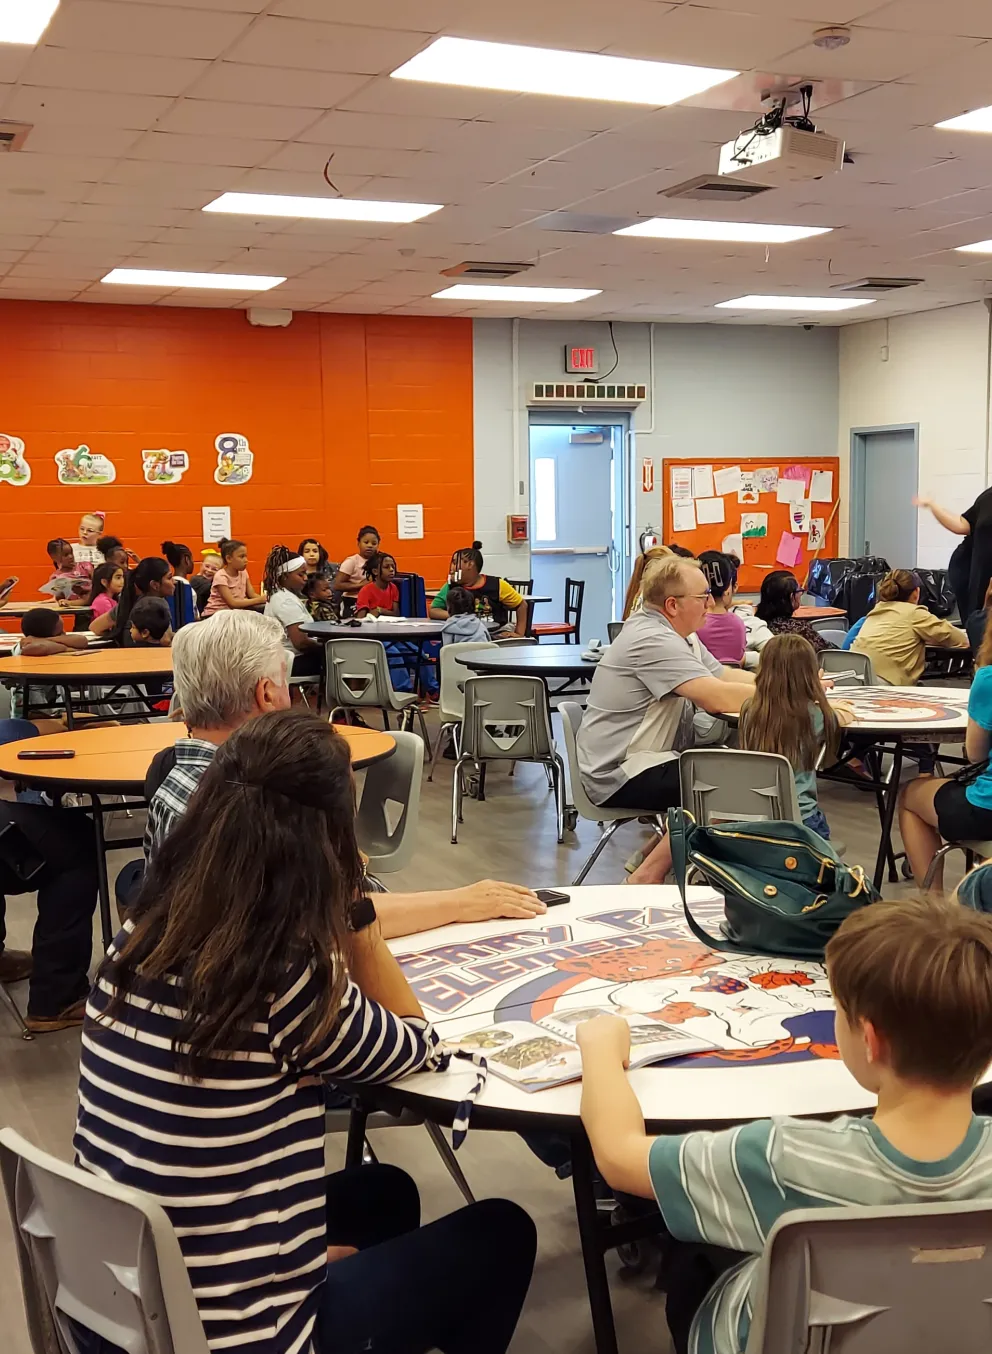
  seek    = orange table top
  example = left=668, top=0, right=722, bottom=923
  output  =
left=0, top=649, right=173, bottom=681
left=795, top=605, right=846, bottom=619
left=0, top=722, right=395, bottom=791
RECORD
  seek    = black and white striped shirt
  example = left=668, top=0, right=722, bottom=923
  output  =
left=74, top=922, right=443, bottom=1353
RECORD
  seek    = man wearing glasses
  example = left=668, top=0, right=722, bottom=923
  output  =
left=576, top=556, right=754, bottom=811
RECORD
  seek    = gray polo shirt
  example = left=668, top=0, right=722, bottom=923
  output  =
left=576, top=606, right=722, bottom=804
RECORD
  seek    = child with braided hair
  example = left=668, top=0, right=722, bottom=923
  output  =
left=262, top=545, right=322, bottom=679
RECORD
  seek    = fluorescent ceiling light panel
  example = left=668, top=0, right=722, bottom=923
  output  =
left=0, top=0, right=59, bottom=44
left=955, top=239, right=992, bottom=253
left=433, top=284, right=601, bottom=303
left=936, top=106, right=992, bottom=133
left=203, top=192, right=442, bottom=223
left=715, top=295, right=875, bottom=312
left=392, top=36, right=736, bottom=107
left=101, top=268, right=285, bottom=291
left=616, top=219, right=832, bottom=244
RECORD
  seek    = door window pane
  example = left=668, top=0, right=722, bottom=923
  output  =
left=534, top=457, right=557, bottom=541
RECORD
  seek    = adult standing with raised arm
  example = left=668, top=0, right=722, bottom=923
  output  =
left=914, top=489, right=992, bottom=621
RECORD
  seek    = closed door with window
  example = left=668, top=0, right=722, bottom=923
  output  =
left=529, top=424, right=618, bottom=642
left=859, top=428, right=918, bottom=566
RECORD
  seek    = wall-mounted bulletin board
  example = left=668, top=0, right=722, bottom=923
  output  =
left=661, top=457, right=840, bottom=593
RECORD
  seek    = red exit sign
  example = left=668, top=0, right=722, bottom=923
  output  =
left=564, top=344, right=598, bottom=374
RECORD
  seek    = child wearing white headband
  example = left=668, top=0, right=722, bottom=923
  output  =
left=262, top=544, right=323, bottom=680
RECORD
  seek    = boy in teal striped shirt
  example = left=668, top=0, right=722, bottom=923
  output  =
left=577, top=898, right=992, bottom=1354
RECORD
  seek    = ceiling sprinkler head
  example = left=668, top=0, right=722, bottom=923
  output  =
left=812, top=26, right=852, bottom=49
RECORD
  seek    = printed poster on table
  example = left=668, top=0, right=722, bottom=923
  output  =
left=0, top=434, right=30, bottom=486
left=214, top=433, right=253, bottom=485
left=142, top=449, right=190, bottom=484
left=54, top=445, right=117, bottom=485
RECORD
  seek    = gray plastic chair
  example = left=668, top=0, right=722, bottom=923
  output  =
left=453, top=675, right=566, bottom=844
left=680, top=747, right=802, bottom=824
left=924, top=839, right=992, bottom=890
left=746, top=1199, right=992, bottom=1353
left=324, top=638, right=428, bottom=743
left=427, top=641, right=493, bottom=781
left=819, top=649, right=876, bottom=687
left=559, top=701, right=663, bottom=885
left=607, top=621, right=624, bottom=643
left=355, top=729, right=423, bottom=874
left=0, top=1126, right=209, bottom=1354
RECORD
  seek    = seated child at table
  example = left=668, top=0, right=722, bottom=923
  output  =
left=96, top=535, right=133, bottom=570
left=442, top=585, right=491, bottom=645
left=190, top=547, right=221, bottom=613
left=18, top=609, right=89, bottom=657
left=88, top=562, right=125, bottom=619
left=72, top=511, right=105, bottom=569
left=696, top=550, right=746, bottom=665
left=577, top=897, right=992, bottom=1354
left=304, top=571, right=340, bottom=623
left=202, top=538, right=265, bottom=615
left=129, top=596, right=173, bottom=648
left=45, top=538, right=91, bottom=601
left=333, top=524, right=382, bottom=598
left=356, top=551, right=401, bottom=618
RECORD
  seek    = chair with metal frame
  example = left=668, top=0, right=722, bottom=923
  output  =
left=452, top=675, right=566, bottom=843
left=355, top=730, right=423, bottom=875
left=324, top=637, right=429, bottom=744
left=818, top=648, right=876, bottom=687
left=607, top=621, right=624, bottom=643
left=679, top=747, right=803, bottom=825
left=923, top=839, right=992, bottom=891
left=427, top=640, right=493, bottom=781
left=533, top=577, right=585, bottom=645
left=325, top=1102, right=475, bottom=1207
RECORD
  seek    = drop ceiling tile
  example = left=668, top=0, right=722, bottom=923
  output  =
left=18, top=47, right=208, bottom=97
left=628, top=4, right=815, bottom=68
left=689, top=0, right=879, bottom=16
left=0, top=49, right=34, bottom=84
left=4, top=87, right=173, bottom=130
left=104, top=159, right=242, bottom=189
left=193, top=62, right=370, bottom=108
left=125, top=0, right=268, bottom=10
left=338, top=75, right=517, bottom=121
left=156, top=98, right=322, bottom=141
left=776, top=26, right=983, bottom=80
left=231, top=166, right=374, bottom=197
left=18, top=126, right=144, bottom=158
left=272, top=0, right=459, bottom=26
left=126, top=130, right=283, bottom=168
left=441, top=0, right=680, bottom=51
left=867, top=0, right=992, bottom=36
left=43, top=0, right=252, bottom=58
left=225, top=18, right=430, bottom=73
left=296, top=109, right=461, bottom=151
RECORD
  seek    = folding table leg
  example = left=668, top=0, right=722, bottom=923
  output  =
left=90, top=797, right=114, bottom=949
left=570, top=1130, right=619, bottom=1354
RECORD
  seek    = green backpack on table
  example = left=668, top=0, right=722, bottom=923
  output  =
left=667, top=806, right=879, bottom=961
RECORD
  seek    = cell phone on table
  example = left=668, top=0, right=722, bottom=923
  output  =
left=17, top=749, right=76, bottom=760
left=535, top=889, right=570, bottom=907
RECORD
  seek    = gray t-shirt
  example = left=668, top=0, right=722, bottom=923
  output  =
left=264, top=588, right=311, bottom=659
left=576, top=606, right=722, bottom=804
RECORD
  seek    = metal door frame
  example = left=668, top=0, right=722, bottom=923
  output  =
left=527, top=410, right=632, bottom=619
left=849, top=423, right=920, bottom=560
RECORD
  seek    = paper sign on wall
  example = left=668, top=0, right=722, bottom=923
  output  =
left=712, top=465, right=742, bottom=496
left=671, top=465, right=693, bottom=501
left=808, top=518, right=825, bottom=551
left=55, top=444, right=116, bottom=485
left=692, top=464, right=714, bottom=498
left=142, top=448, right=189, bottom=484
left=214, top=433, right=254, bottom=485
left=782, top=464, right=813, bottom=494
left=776, top=531, right=803, bottom=568
left=0, top=434, right=30, bottom=486
left=738, top=471, right=759, bottom=504
left=742, top=513, right=767, bottom=539
left=672, top=501, right=696, bottom=533
left=810, top=470, right=833, bottom=503
left=790, top=500, right=811, bottom=534
left=722, top=533, right=743, bottom=561
left=696, top=496, right=725, bottom=525
left=397, top=503, right=424, bottom=539
left=202, top=507, right=231, bottom=543
left=754, top=467, right=779, bottom=494
left=776, top=478, right=804, bottom=504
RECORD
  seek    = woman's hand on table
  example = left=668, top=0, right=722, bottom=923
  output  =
left=451, top=880, right=547, bottom=922
left=575, top=1013, right=631, bottom=1069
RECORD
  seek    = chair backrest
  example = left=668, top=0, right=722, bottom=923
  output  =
left=679, top=747, right=802, bottom=825
left=559, top=701, right=625, bottom=822
left=393, top=572, right=427, bottom=618
left=505, top=578, right=534, bottom=596
left=607, top=621, right=623, bottom=643
left=355, top=729, right=423, bottom=873
left=461, top=675, right=555, bottom=763
left=0, top=1126, right=209, bottom=1354
left=565, top=577, right=585, bottom=640
left=746, top=1200, right=992, bottom=1354
left=324, top=637, right=395, bottom=710
left=819, top=648, right=875, bottom=687
left=437, top=641, right=493, bottom=723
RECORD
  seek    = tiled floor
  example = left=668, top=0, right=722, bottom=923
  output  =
left=0, top=715, right=951, bottom=1354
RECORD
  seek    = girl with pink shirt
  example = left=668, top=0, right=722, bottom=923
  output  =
left=203, top=538, right=265, bottom=615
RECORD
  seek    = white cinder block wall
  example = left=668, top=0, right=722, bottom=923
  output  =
left=473, top=318, right=839, bottom=580
left=837, top=301, right=992, bottom=566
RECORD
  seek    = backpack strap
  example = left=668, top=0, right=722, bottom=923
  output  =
left=666, top=806, right=736, bottom=954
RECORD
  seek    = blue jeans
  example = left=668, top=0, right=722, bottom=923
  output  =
left=804, top=807, right=831, bottom=840
left=0, top=718, right=45, bottom=802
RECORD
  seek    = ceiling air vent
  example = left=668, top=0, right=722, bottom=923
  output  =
left=531, top=382, right=647, bottom=406
left=534, top=212, right=639, bottom=234
left=0, top=122, right=32, bottom=153
left=661, top=174, right=773, bottom=204
left=440, top=260, right=533, bottom=280
left=834, top=277, right=923, bottom=293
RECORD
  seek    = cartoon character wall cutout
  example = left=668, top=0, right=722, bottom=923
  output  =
left=54, top=445, right=117, bottom=485
left=142, top=449, right=190, bottom=484
left=0, top=434, right=30, bottom=486
left=214, top=433, right=253, bottom=486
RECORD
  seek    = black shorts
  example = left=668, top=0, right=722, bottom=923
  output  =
left=601, top=760, right=681, bottom=812
left=934, top=779, right=992, bottom=843
left=291, top=650, right=323, bottom=679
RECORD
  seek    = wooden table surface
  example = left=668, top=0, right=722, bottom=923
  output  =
left=0, top=649, right=174, bottom=681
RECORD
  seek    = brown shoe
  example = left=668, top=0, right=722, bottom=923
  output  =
left=25, top=998, right=87, bottom=1034
left=0, top=949, right=32, bottom=984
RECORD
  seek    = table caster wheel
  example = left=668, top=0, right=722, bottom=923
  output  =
left=564, top=806, right=578, bottom=833
left=466, top=775, right=481, bottom=799
left=611, top=1206, right=651, bottom=1274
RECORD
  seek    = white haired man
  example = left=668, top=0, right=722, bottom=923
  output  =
left=141, top=610, right=545, bottom=936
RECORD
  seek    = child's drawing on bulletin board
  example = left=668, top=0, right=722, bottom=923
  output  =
left=662, top=457, right=839, bottom=593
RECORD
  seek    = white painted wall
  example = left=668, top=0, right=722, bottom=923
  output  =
left=473, top=318, right=839, bottom=579
left=837, top=302, right=992, bottom=567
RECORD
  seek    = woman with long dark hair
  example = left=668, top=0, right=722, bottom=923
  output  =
left=74, top=710, right=535, bottom=1354
left=754, top=569, right=829, bottom=653
left=90, top=555, right=175, bottom=645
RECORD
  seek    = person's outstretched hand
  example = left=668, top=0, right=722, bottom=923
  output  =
left=451, top=880, right=547, bottom=922
left=576, top=1013, right=631, bottom=1068
left=912, top=494, right=932, bottom=509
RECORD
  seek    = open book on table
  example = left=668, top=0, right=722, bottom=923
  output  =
left=450, top=1007, right=716, bottom=1093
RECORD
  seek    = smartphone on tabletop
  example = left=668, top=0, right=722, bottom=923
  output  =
left=535, top=889, right=570, bottom=907
left=17, top=749, right=76, bottom=760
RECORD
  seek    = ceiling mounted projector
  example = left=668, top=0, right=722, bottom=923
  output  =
left=718, top=124, right=845, bottom=187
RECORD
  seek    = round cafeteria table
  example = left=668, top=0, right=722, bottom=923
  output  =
left=0, top=722, right=395, bottom=949
left=365, top=884, right=948, bottom=1354
left=303, top=618, right=447, bottom=642
left=455, top=644, right=596, bottom=698
left=0, top=601, right=93, bottom=632
left=0, top=649, right=174, bottom=726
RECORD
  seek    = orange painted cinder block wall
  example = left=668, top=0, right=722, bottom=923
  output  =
left=0, top=300, right=474, bottom=596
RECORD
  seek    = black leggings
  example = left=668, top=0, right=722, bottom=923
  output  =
left=318, top=1164, right=536, bottom=1354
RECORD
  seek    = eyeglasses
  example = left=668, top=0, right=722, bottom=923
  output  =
left=672, top=591, right=712, bottom=600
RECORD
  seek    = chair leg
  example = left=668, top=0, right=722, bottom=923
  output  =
left=451, top=757, right=466, bottom=843
left=0, top=981, right=32, bottom=1040
left=571, top=819, right=624, bottom=887
left=552, top=757, right=565, bottom=844
left=427, top=723, right=451, bottom=782
left=416, top=706, right=431, bottom=746
left=423, top=1120, right=476, bottom=1205
left=922, top=842, right=955, bottom=891
left=543, top=762, right=554, bottom=790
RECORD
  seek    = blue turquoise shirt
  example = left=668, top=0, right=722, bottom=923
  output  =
left=966, top=665, right=992, bottom=810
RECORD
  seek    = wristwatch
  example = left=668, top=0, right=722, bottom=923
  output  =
left=348, top=895, right=378, bottom=933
